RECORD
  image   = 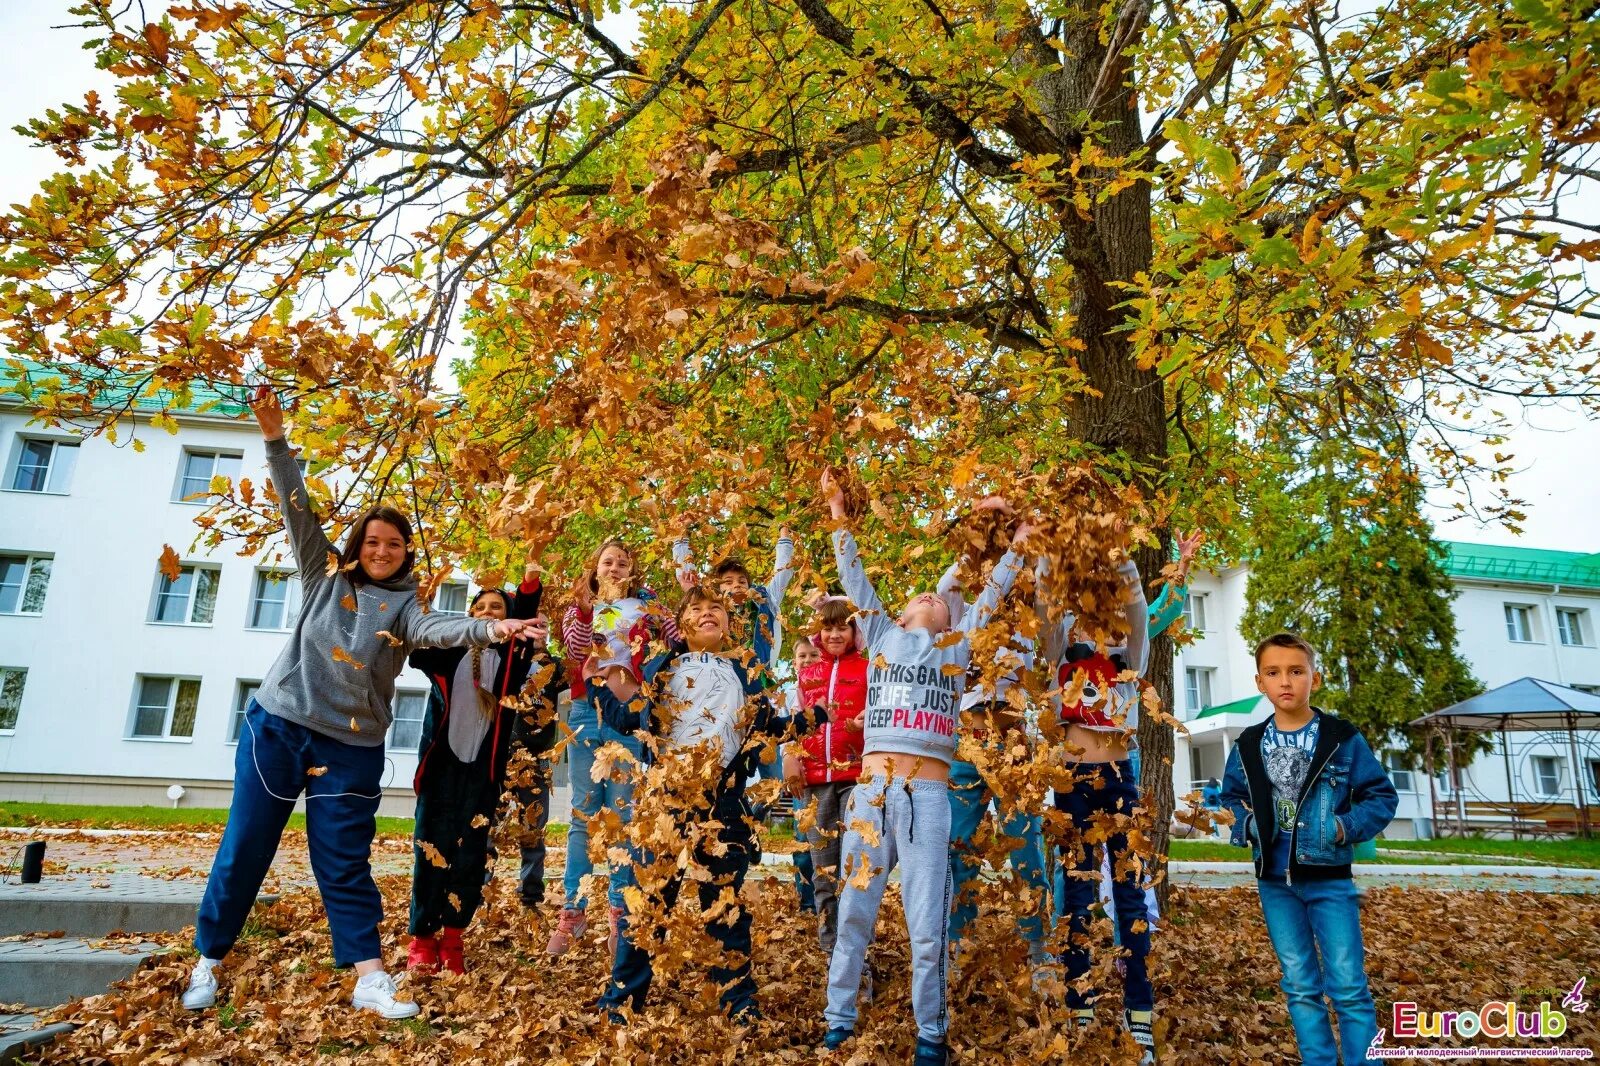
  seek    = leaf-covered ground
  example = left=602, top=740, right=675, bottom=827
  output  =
left=35, top=868, right=1600, bottom=1064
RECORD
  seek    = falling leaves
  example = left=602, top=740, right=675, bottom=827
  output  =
left=419, top=840, right=447, bottom=868
left=157, top=544, right=182, bottom=582
left=305, top=765, right=328, bottom=777
left=331, top=646, right=364, bottom=670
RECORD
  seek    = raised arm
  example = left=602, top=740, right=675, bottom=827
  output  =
left=965, top=549, right=1024, bottom=634
left=1147, top=581, right=1186, bottom=639
left=395, top=600, right=526, bottom=651
left=1116, top=559, right=1150, bottom=675
left=831, top=530, right=891, bottom=646
left=562, top=603, right=594, bottom=662
left=672, top=536, right=698, bottom=592
left=765, top=528, right=796, bottom=605
left=250, top=388, right=334, bottom=590
left=510, top=568, right=543, bottom=621
left=936, top=561, right=968, bottom=629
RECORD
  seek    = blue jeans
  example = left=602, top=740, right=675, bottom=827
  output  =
left=947, top=758, right=1047, bottom=955
left=1053, top=760, right=1153, bottom=1012
left=562, top=697, right=642, bottom=910
left=1257, top=878, right=1379, bottom=1066
left=197, top=702, right=384, bottom=965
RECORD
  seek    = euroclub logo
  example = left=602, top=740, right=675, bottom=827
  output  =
left=1367, top=978, right=1593, bottom=1060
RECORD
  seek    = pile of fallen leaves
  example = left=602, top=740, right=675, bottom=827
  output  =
left=37, top=866, right=1600, bottom=1063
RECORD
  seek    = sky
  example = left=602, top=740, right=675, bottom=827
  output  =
left=1, top=5, right=1595, bottom=554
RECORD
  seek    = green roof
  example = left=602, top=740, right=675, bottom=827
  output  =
left=1, top=357, right=249, bottom=419
left=1193, top=694, right=1267, bottom=720
left=1440, top=541, right=1600, bottom=591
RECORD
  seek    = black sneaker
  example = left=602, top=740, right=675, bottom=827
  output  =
left=822, top=1026, right=854, bottom=1050
left=1124, top=1009, right=1156, bottom=1065
left=914, top=1038, right=948, bottom=1065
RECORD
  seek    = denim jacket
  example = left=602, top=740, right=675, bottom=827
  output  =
left=1221, top=709, right=1398, bottom=882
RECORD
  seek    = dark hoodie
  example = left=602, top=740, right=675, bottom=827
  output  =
left=797, top=623, right=868, bottom=786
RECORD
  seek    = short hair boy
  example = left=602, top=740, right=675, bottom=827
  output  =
left=1220, top=632, right=1398, bottom=1066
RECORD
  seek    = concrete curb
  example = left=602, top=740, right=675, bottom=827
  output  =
left=0, top=1021, right=76, bottom=1064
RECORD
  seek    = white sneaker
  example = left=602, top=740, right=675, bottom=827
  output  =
left=352, top=970, right=420, bottom=1020
left=181, top=959, right=218, bottom=1010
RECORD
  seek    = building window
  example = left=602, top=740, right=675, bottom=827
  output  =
left=1383, top=752, right=1415, bottom=793
left=9, top=438, right=78, bottom=494
left=1504, top=604, right=1535, bottom=643
left=130, top=676, right=201, bottom=740
left=229, top=680, right=261, bottom=744
left=1182, top=592, right=1209, bottom=631
left=0, top=667, right=25, bottom=731
left=388, top=690, right=426, bottom=750
left=151, top=564, right=220, bottom=625
left=175, top=449, right=242, bottom=504
left=434, top=581, right=468, bottom=616
left=249, top=571, right=302, bottom=630
left=0, top=553, right=52, bottom=615
left=1184, top=667, right=1214, bottom=715
left=1572, top=684, right=1600, bottom=695
left=1533, top=755, right=1562, bottom=798
left=1556, top=608, right=1589, bottom=648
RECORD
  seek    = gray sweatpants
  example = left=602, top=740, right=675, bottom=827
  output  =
left=803, top=780, right=855, bottom=954
left=824, top=776, right=953, bottom=1044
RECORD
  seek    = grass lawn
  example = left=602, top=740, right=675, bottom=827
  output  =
left=1171, top=835, right=1600, bottom=868
left=0, top=800, right=419, bottom=836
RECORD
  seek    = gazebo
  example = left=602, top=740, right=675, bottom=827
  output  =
left=1412, top=678, right=1600, bottom=839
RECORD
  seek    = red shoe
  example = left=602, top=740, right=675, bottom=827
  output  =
left=406, top=934, right=440, bottom=975
left=439, top=927, right=466, bottom=975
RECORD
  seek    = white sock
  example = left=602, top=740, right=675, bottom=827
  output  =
left=356, top=970, right=388, bottom=986
left=197, top=956, right=221, bottom=972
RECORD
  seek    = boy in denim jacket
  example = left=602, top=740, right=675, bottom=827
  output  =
left=1222, top=632, right=1398, bottom=1066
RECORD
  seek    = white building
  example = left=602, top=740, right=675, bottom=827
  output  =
left=3, top=367, right=1596, bottom=834
left=1172, top=545, right=1600, bottom=838
left=0, top=373, right=540, bottom=818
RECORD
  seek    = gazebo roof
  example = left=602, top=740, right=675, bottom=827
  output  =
left=1412, top=677, right=1600, bottom=732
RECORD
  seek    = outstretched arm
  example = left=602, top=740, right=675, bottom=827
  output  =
left=1116, top=558, right=1151, bottom=675
left=964, top=500, right=1032, bottom=633
left=672, top=536, right=698, bottom=592
left=766, top=527, right=796, bottom=605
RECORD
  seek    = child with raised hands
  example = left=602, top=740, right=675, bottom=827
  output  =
left=405, top=565, right=559, bottom=975
left=1039, top=553, right=1156, bottom=1061
left=549, top=538, right=680, bottom=958
left=183, top=387, right=537, bottom=1020
left=818, top=471, right=1030, bottom=1066
left=589, top=586, right=827, bottom=1022
left=672, top=525, right=796, bottom=684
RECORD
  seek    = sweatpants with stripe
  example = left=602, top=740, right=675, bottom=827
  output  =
left=824, top=776, right=952, bottom=1044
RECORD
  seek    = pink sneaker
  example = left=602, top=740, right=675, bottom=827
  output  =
left=546, top=907, right=588, bottom=957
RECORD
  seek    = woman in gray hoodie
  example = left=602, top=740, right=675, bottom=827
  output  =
left=180, top=386, right=537, bottom=1020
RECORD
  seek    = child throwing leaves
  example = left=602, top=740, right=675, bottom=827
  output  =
left=405, top=568, right=563, bottom=975
left=590, top=586, right=826, bottom=1021
left=183, top=387, right=536, bottom=1020
left=549, top=538, right=680, bottom=958
left=1041, top=554, right=1157, bottom=1061
left=819, top=471, right=1030, bottom=1066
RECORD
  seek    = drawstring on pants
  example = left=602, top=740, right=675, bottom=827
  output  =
left=904, top=778, right=917, bottom=844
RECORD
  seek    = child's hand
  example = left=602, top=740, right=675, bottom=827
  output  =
left=581, top=654, right=603, bottom=682
left=249, top=385, right=285, bottom=441
left=1174, top=529, right=1205, bottom=582
left=675, top=566, right=698, bottom=592
left=821, top=469, right=846, bottom=520
left=1012, top=519, right=1036, bottom=547
left=782, top=753, right=805, bottom=796
left=974, top=495, right=1014, bottom=515
left=495, top=618, right=536, bottom=641
left=523, top=561, right=541, bottom=584
left=528, top=615, right=550, bottom=646
left=572, top=577, right=594, bottom=611
left=802, top=587, right=826, bottom=611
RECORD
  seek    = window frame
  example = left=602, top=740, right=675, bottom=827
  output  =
left=434, top=581, right=469, bottom=616
left=7, top=436, right=80, bottom=495
left=1556, top=607, right=1589, bottom=648
left=0, top=552, right=53, bottom=616
left=1183, top=666, right=1214, bottom=716
left=0, top=666, right=26, bottom=733
left=1382, top=751, right=1415, bottom=793
left=149, top=563, right=222, bottom=627
left=1532, top=755, right=1563, bottom=799
left=247, top=569, right=302, bottom=631
left=172, top=447, right=243, bottom=505
left=228, top=679, right=262, bottom=745
left=387, top=689, right=428, bottom=751
left=1182, top=591, right=1209, bottom=632
left=1503, top=603, right=1537, bottom=644
left=127, top=674, right=202, bottom=742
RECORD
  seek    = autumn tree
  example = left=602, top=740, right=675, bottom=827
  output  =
left=1240, top=415, right=1484, bottom=763
left=2, top=0, right=1597, bottom=897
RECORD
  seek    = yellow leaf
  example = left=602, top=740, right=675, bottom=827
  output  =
left=158, top=544, right=182, bottom=582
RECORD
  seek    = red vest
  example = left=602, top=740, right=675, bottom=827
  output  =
left=798, top=645, right=868, bottom=785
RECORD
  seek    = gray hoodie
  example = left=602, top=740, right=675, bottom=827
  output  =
left=832, top=530, right=1022, bottom=765
left=256, top=437, right=497, bottom=747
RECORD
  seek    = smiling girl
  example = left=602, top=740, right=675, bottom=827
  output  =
left=181, top=387, right=536, bottom=1020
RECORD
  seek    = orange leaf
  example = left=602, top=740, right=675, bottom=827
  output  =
left=158, top=544, right=182, bottom=582
left=331, top=646, right=365, bottom=670
left=400, top=70, right=429, bottom=103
